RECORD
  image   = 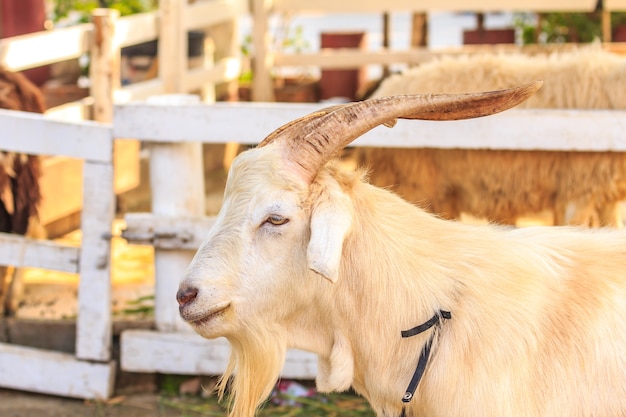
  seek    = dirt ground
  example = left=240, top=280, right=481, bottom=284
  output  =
left=0, top=383, right=376, bottom=417
left=0, top=389, right=180, bottom=417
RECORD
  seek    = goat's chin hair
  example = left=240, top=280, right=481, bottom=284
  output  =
left=217, top=328, right=287, bottom=417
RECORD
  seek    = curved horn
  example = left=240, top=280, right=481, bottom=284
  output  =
left=258, top=104, right=345, bottom=148
left=267, top=81, right=542, bottom=183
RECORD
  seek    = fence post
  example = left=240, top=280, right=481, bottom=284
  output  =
left=90, top=8, right=120, bottom=122
left=159, top=0, right=187, bottom=93
left=251, top=0, right=275, bottom=101
left=90, top=8, right=142, bottom=200
left=205, top=18, right=241, bottom=169
left=74, top=8, right=120, bottom=362
left=209, top=19, right=240, bottom=102
left=147, top=95, right=206, bottom=332
left=154, top=0, right=204, bottom=332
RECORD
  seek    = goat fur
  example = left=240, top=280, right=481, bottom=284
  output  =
left=181, top=145, right=626, bottom=417
left=360, top=47, right=626, bottom=226
left=0, top=67, right=45, bottom=315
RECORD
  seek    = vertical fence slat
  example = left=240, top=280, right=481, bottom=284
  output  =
left=154, top=0, right=205, bottom=332
left=91, top=8, right=141, bottom=204
left=90, top=8, right=120, bottom=122
left=147, top=95, right=206, bottom=332
left=76, top=161, right=115, bottom=361
left=75, top=9, right=118, bottom=362
left=252, top=0, right=275, bottom=101
left=160, top=0, right=187, bottom=93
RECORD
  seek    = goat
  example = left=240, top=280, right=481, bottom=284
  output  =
left=0, top=67, right=45, bottom=315
left=359, top=47, right=626, bottom=227
left=178, top=81, right=626, bottom=417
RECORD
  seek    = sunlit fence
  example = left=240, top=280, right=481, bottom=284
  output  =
left=249, top=0, right=626, bottom=101
left=0, top=0, right=247, bottom=400
left=2, top=0, right=626, bottom=401
left=1, top=0, right=246, bottom=231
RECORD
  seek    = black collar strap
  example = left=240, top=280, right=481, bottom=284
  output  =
left=400, top=310, right=451, bottom=407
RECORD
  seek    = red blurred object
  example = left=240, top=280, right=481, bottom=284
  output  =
left=319, top=32, right=367, bottom=101
left=0, top=0, right=50, bottom=85
left=463, top=28, right=515, bottom=45
left=614, top=25, right=626, bottom=42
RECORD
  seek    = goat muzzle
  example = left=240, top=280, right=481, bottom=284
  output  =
left=176, top=286, right=198, bottom=308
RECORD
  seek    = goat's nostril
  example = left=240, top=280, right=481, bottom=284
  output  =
left=176, top=287, right=198, bottom=307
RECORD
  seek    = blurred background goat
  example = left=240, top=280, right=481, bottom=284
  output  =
left=0, top=67, right=45, bottom=315
left=358, top=47, right=626, bottom=227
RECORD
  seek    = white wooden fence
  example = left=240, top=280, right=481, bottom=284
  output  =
left=249, top=0, right=626, bottom=101
left=1, top=99, right=624, bottom=397
left=0, top=0, right=246, bottom=232
left=2, top=0, right=626, bottom=400
left=114, top=100, right=626, bottom=377
left=0, top=0, right=247, bottom=399
left=0, top=109, right=115, bottom=399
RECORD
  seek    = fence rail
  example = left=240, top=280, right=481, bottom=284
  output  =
left=271, top=0, right=597, bottom=12
left=0, top=109, right=112, bottom=160
left=114, top=102, right=626, bottom=151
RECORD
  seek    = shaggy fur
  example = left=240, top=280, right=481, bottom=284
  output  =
left=180, top=145, right=626, bottom=417
left=0, top=67, right=45, bottom=314
left=361, top=47, right=626, bottom=226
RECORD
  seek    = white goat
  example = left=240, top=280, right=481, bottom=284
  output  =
left=178, top=81, right=626, bottom=417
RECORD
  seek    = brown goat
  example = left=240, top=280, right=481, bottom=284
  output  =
left=361, top=47, right=626, bottom=227
left=0, top=67, right=45, bottom=315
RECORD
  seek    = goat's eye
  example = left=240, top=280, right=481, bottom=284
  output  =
left=266, top=214, right=289, bottom=226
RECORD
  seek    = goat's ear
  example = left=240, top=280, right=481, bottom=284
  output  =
left=307, top=182, right=353, bottom=284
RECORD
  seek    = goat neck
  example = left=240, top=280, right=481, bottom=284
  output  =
left=259, top=81, right=542, bottom=184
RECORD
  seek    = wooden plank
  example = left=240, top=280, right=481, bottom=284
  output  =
left=275, top=48, right=434, bottom=68
left=91, top=9, right=121, bottom=124
left=113, top=104, right=626, bottom=152
left=123, top=213, right=217, bottom=250
left=251, top=0, right=275, bottom=101
left=273, top=43, right=620, bottom=69
left=351, top=109, right=626, bottom=152
left=113, top=101, right=315, bottom=143
left=0, top=109, right=112, bottom=162
left=149, top=142, right=205, bottom=331
left=0, top=24, right=91, bottom=71
left=207, top=19, right=241, bottom=104
left=91, top=10, right=142, bottom=196
left=0, top=342, right=115, bottom=399
left=272, top=0, right=596, bottom=12
left=75, top=161, right=115, bottom=362
left=121, top=330, right=319, bottom=378
left=0, top=233, right=79, bottom=273
left=159, top=0, right=187, bottom=94
left=142, top=96, right=206, bottom=333
left=184, top=0, right=249, bottom=31
left=116, top=11, right=159, bottom=48
left=185, top=57, right=242, bottom=91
